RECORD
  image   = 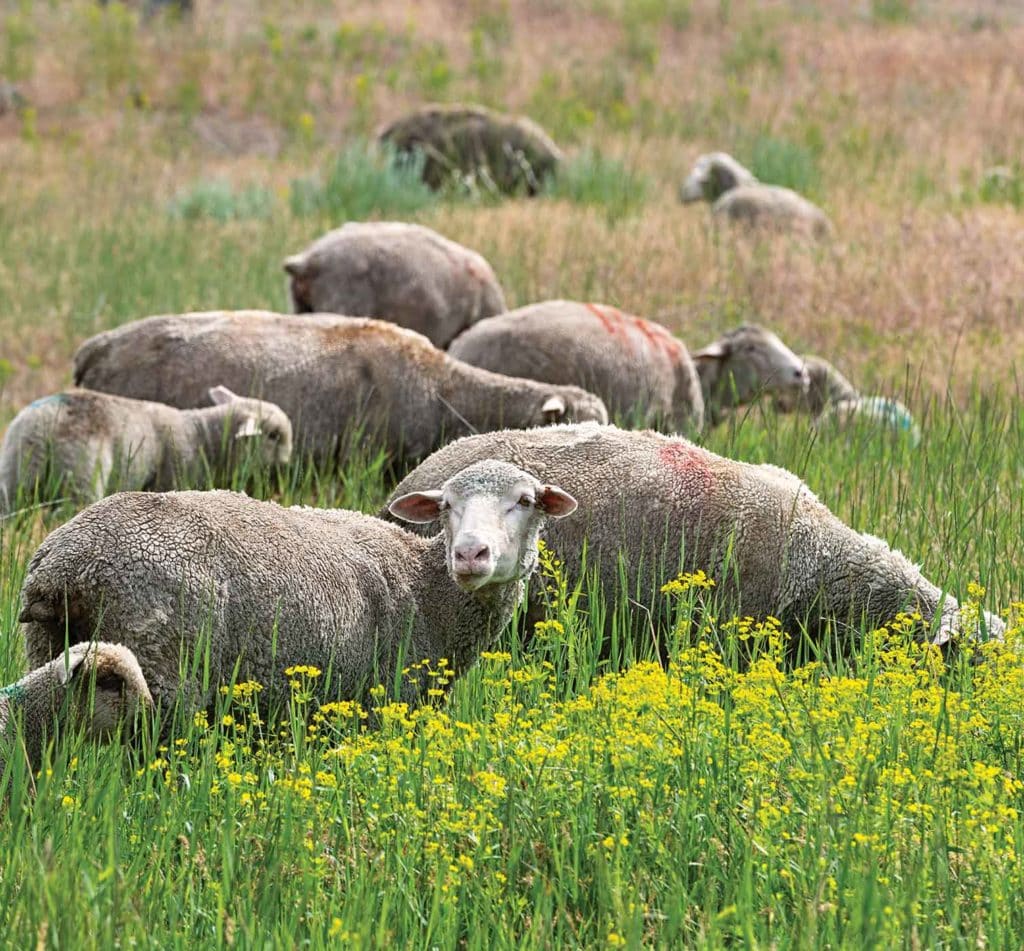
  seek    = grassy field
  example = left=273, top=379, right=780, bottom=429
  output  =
left=2, top=0, right=1024, bottom=946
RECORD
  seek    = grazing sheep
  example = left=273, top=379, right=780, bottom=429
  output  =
left=775, top=355, right=922, bottom=446
left=448, top=300, right=705, bottom=433
left=377, top=103, right=563, bottom=195
left=284, top=222, right=507, bottom=349
left=0, top=642, right=152, bottom=780
left=692, top=325, right=810, bottom=427
left=0, top=387, right=293, bottom=515
left=72, top=312, right=608, bottom=469
left=17, top=461, right=577, bottom=725
left=680, top=152, right=832, bottom=239
left=384, top=424, right=1003, bottom=648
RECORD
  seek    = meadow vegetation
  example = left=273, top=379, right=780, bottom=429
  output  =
left=1, top=0, right=1024, bottom=945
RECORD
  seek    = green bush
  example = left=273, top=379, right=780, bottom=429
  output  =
left=166, top=179, right=275, bottom=222
left=543, top=148, right=649, bottom=221
left=747, top=135, right=821, bottom=195
left=289, top=142, right=436, bottom=219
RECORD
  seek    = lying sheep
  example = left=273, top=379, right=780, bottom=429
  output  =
left=680, top=152, right=832, bottom=239
left=0, top=643, right=152, bottom=782
left=284, top=222, right=507, bottom=349
left=377, top=103, right=563, bottom=195
left=775, top=355, right=922, bottom=446
left=692, top=325, right=810, bottom=427
left=72, top=312, right=609, bottom=470
left=17, top=462, right=577, bottom=736
left=0, top=387, right=293, bottom=515
left=448, top=300, right=705, bottom=433
left=384, top=424, right=1003, bottom=648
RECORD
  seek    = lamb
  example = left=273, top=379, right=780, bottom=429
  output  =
left=448, top=300, right=705, bottom=433
left=284, top=222, right=507, bottom=349
left=16, top=461, right=577, bottom=731
left=0, top=386, right=293, bottom=515
left=0, top=643, right=152, bottom=782
left=774, top=355, right=922, bottom=446
left=680, top=152, right=832, bottom=239
left=377, top=103, right=563, bottom=195
left=72, top=312, right=609, bottom=469
left=383, top=424, right=1003, bottom=648
left=692, top=325, right=810, bottom=427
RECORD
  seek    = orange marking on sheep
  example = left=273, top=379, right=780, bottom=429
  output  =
left=658, top=442, right=714, bottom=494
left=632, top=316, right=683, bottom=361
left=584, top=302, right=623, bottom=338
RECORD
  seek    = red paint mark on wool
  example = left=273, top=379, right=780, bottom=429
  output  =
left=632, top=316, right=684, bottom=361
left=658, top=442, right=714, bottom=494
left=585, top=302, right=623, bottom=338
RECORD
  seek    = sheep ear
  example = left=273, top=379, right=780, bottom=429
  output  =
left=54, top=646, right=93, bottom=686
left=541, top=395, right=566, bottom=422
left=208, top=385, right=240, bottom=406
left=692, top=341, right=727, bottom=362
left=389, top=490, right=444, bottom=524
left=283, top=255, right=306, bottom=278
left=537, top=485, right=577, bottom=518
left=234, top=417, right=263, bottom=440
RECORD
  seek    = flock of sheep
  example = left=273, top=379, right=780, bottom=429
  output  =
left=0, top=107, right=964, bottom=781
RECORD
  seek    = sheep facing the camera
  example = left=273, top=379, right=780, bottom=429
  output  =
left=448, top=300, right=705, bottom=433
left=284, top=221, right=507, bottom=349
left=775, top=355, right=922, bottom=446
left=692, top=325, right=810, bottom=427
left=17, top=461, right=577, bottom=727
left=0, top=642, right=152, bottom=781
left=0, top=387, right=293, bottom=515
left=680, top=152, right=832, bottom=239
left=384, top=424, right=1002, bottom=649
left=72, top=312, right=609, bottom=470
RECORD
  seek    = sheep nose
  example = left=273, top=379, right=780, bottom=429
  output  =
left=454, top=542, right=491, bottom=571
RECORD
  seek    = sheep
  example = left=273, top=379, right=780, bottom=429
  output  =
left=680, top=152, right=832, bottom=239
left=448, top=300, right=705, bottom=433
left=0, top=642, right=152, bottom=781
left=16, top=461, right=577, bottom=729
left=0, top=386, right=293, bottom=515
left=774, top=355, right=922, bottom=446
left=692, top=325, right=810, bottom=427
left=72, top=312, right=609, bottom=470
left=377, top=103, right=563, bottom=195
left=383, top=423, right=1004, bottom=650
left=283, top=222, right=507, bottom=349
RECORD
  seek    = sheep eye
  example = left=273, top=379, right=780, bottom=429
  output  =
left=517, top=495, right=534, bottom=508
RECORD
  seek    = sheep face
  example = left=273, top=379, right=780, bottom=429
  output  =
left=208, top=386, right=294, bottom=467
left=389, top=460, right=577, bottom=592
left=679, top=152, right=758, bottom=204
left=694, top=325, right=810, bottom=407
left=533, top=392, right=609, bottom=428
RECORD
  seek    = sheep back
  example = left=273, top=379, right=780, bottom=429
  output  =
left=448, top=300, right=704, bottom=432
left=285, top=222, right=506, bottom=348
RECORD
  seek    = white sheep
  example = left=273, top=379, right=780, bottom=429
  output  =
left=72, top=312, right=608, bottom=469
left=680, top=152, right=832, bottom=239
left=284, top=222, right=507, bottom=349
left=775, top=355, right=922, bottom=446
left=16, top=461, right=577, bottom=736
left=385, top=424, right=1003, bottom=648
left=0, top=642, right=152, bottom=781
left=448, top=300, right=705, bottom=432
left=0, top=387, right=293, bottom=515
left=692, top=325, right=810, bottom=427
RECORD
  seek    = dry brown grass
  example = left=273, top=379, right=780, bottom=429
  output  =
left=1, top=0, right=1023, bottom=419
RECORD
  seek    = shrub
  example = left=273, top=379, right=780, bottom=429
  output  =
left=289, top=142, right=436, bottom=218
left=166, top=180, right=275, bottom=222
left=543, top=149, right=649, bottom=221
left=747, top=135, right=821, bottom=195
